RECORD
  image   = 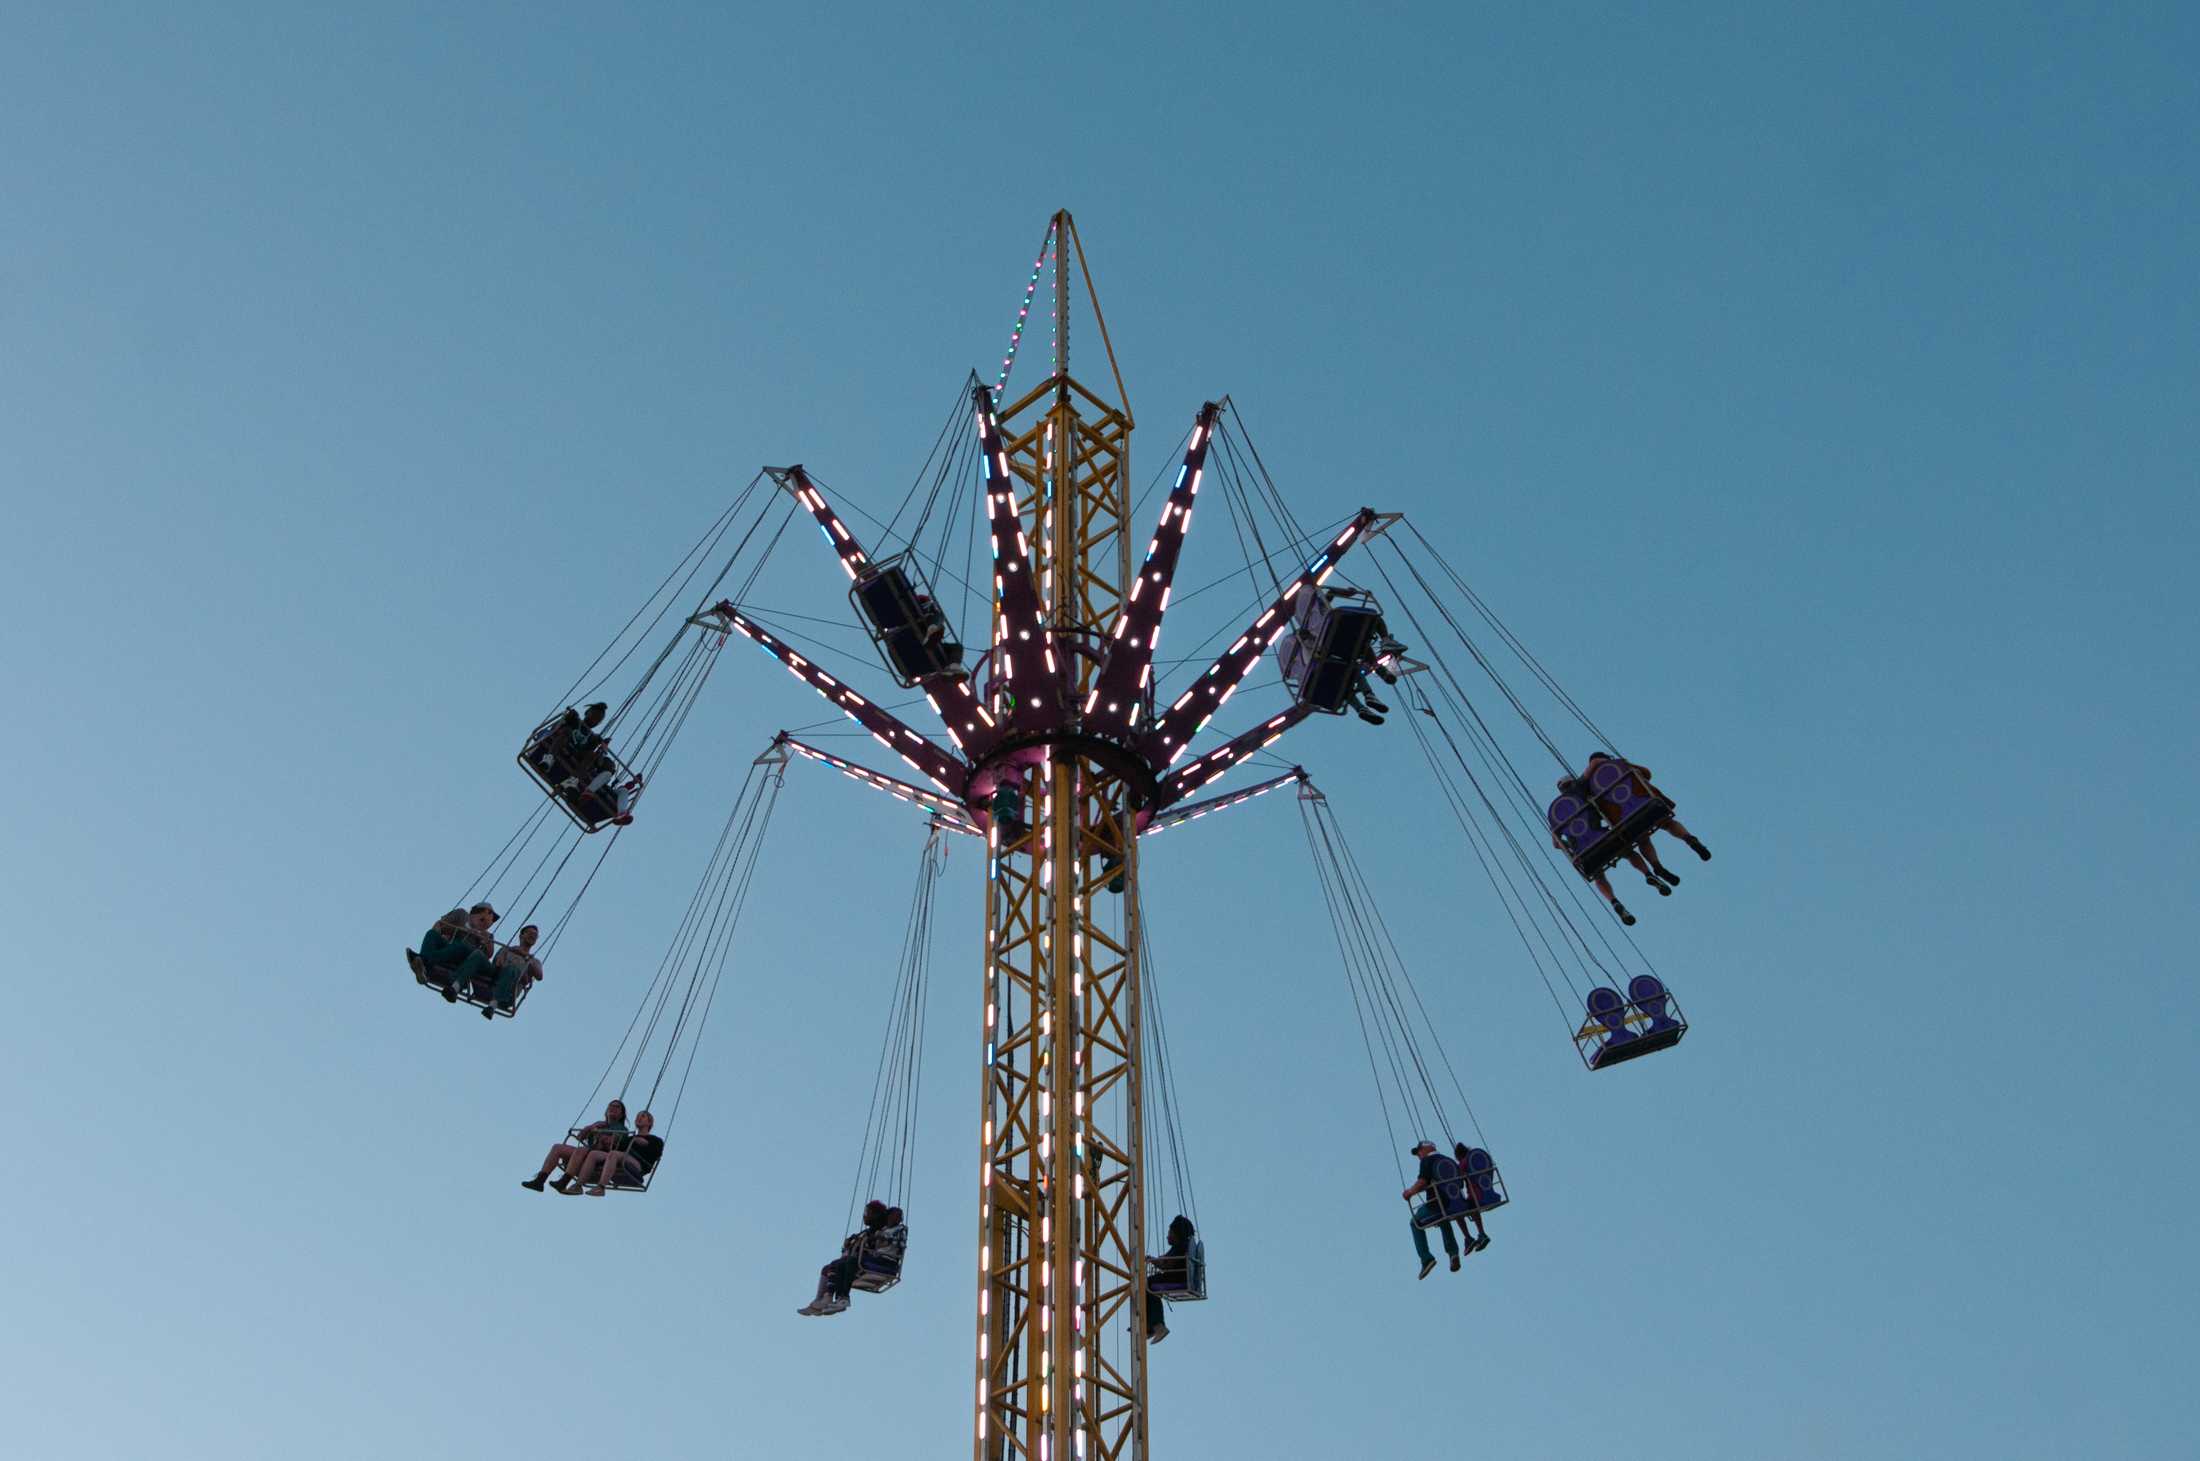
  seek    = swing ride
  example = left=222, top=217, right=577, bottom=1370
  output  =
left=408, top=210, right=1718, bottom=1460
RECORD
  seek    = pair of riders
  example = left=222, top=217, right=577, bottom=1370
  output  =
left=528, top=702, right=640, bottom=826
left=1402, top=1139, right=1493, bottom=1279
left=414, top=903, right=545, bottom=1017
left=1557, top=752, right=1713, bottom=927
left=1321, top=586, right=1403, bottom=726
left=797, top=1199, right=906, bottom=1317
left=521, top=1100, right=666, bottom=1195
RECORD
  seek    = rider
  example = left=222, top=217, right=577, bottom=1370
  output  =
left=416, top=903, right=499, bottom=1002
left=1145, top=1213, right=1198, bottom=1346
left=797, top=1200, right=900, bottom=1317
left=1449, top=1142, right=1493, bottom=1255
left=486, top=923, right=545, bottom=1018
left=1402, top=1139, right=1465, bottom=1279
left=1584, top=752, right=1710, bottom=882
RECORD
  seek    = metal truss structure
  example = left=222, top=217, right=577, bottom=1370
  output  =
left=704, top=212, right=1385, bottom=1461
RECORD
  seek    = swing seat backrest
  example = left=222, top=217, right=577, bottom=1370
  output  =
left=1628, top=974, right=1678, bottom=1034
left=1461, top=1148, right=1508, bottom=1212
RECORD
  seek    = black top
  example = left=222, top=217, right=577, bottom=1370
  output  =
left=625, top=1133, right=665, bottom=1175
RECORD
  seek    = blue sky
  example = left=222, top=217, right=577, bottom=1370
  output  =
left=3, top=4, right=2194, bottom=1457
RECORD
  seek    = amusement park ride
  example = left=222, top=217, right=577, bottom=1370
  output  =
left=409, top=211, right=1713, bottom=1461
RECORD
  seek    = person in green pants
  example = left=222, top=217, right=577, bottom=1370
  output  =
left=416, top=903, right=498, bottom=1003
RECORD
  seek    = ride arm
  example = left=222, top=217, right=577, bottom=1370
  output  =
left=972, top=383, right=1056, bottom=731
left=777, top=734, right=976, bottom=823
left=1137, top=768, right=1305, bottom=838
left=767, top=465, right=997, bottom=760
left=700, top=602, right=967, bottom=797
left=1083, top=402, right=1223, bottom=738
left=1147, top=706, right=1316, bottom=814
left=1139, top=508, right=1382, bottom=769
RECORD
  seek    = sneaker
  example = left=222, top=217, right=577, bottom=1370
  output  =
left=1355, top=710, right=1386, bottom=725
left=795, top=1303, right=820, bottom=1317
left=521, top=1176, right=548, bottom=1192
left=554, top=1180, right=580, bottom=1195
left=583, top=1185, right=606, bottom=1197
left=1417, top=1257, right=1438, bottom=1280
left=441, top=983, right=459, bottom=1004
left=1690, top=840, right=1712, bottom=861
left=1363, top=695, right=1390, bottom=713
left=1613, top=900, right=1636, bottom=927
left=1373, top=664, right=1400, bottom=685
left=406, top=950, right=425, bottom=978
left=610, top=813, right=634, bottom=827
left=816, top=1297, right=849, bottom=1315
left=1448, top=1254, right=1461, bottom=1272
left=1149, top=1325, right=1169, bottom=1345
left=1474, top=1234, right=1492, bottom=1252
left=481, top=1005, right=495, bottom=1020
left=1656, top=866, right=1680, bottom=885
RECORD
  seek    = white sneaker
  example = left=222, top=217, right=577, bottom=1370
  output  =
left=816, top=1297, right=849, bottom=1315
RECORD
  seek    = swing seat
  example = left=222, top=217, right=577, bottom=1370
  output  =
left=1460, top=1148, right=1508, bottom=1214
left=848, top=1224, right=908, bottom=1293
left=406, top=947, right=531, bottom=1018
left=1278, top=589, right=1384, bottom=714
left=1547, top=765, right=1674, bottom=880
left=1577, top=976, right=1688, bottom=1070
left=519, top=715, right=641, bottom=833
left=563, top=1127, right=657, bottom=1193
left=851, top=558, right=963, bottom=687
left=1147, top=1239, right=1207, bottom=1303
left=1410, top=1176, right=1474, bottom=1229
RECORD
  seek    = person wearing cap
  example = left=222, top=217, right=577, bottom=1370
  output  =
left=1402, top=1139, right=1466, bottom=1279
left=415, top=903, right=500, bottom=1004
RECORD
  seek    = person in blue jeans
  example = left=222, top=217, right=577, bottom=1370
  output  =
left=1402, top=1139, right=1464, bottom=1279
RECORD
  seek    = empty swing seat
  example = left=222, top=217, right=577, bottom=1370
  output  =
left=519, top=715, right=641, bottom=833
left=1147, top=1238, right=1208, bottom=1303
left=1278, top=589, right=1384, bottom=714
left=848, top=1224, right=909, bottom=1293
left=1576, top=975, right=1689, bottom=1070
left=405, top=946, right=532, bottom=1018
left=1548, top=762, right=1673, bottom=880
left=851, top=559, right=963, bottom=686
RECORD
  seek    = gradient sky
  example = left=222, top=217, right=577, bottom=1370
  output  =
left=4, top=4, right=2195, bottom=1458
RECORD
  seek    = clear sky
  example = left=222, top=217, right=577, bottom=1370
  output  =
left=4, top=4, right=2195, bottom=1457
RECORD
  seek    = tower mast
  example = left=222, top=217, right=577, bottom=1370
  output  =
left=976, top=209, right=1147, bottom=1461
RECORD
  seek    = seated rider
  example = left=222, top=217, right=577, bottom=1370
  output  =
left=1449, top=1142, right=1493, bottom=1255
left=566, top=1109, right=665, bottom=1196
left=485, top=923, right=546, bottom=1019
left=1583, top=752, right=1710, bottom=886
left=797, top=1199, right=901, bottom=1317
left=1402, top=1139, right=1467, bottom=1279
left=416, top=903, right=500, bottom=1003
left=1551, top=780, right=1656, bottom=926
left=911, top=592, right=963, bottom=665
left=520, top=1100, right=628, bottom=1193
left=1145, top=1213, right=1198, bottom=1346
